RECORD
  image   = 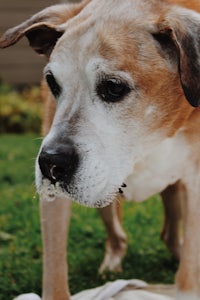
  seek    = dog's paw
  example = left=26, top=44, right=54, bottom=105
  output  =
left=13, top=293, right=41, bottom=300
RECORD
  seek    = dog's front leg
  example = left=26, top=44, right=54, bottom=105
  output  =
left=40, top=197, right=71, bottom=300
left=98, top=196, right=127, bottom=274
left=175, top=178, right=200, bottom=299
left=160, top=181, right=186, bottom=260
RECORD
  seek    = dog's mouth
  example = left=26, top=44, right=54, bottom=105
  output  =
left=38, top=179, right=65, bottom=202
left=37, top=176, right=127, bottom=208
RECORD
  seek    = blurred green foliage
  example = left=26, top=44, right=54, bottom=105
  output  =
left=0, top=82, right=42, bottom=133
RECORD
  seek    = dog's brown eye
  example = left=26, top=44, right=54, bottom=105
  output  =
left=46, top=71, right=61, bottom=98
left=97, top=78, right=131, bottom=103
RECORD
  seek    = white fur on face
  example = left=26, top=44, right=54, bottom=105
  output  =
left=36, top=28, right=144, bottom=207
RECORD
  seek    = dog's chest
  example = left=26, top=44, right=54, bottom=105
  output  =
left=123, top=134, right=188, bottom=202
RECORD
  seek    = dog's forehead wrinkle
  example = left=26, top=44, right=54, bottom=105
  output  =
left=86, top=58, right=134, bottom=81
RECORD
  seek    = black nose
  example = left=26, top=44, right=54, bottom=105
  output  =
left=38, top=141, right=79, bottom=185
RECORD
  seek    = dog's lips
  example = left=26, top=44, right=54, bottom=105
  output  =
left=37, top=177, right=117, bottom=208
left=118, top=182, right=127, bottom=195
left=38, top=178, right=67, bottom=202
left=37, top=176, right=76, bottom=202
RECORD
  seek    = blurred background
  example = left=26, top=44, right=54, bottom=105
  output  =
left=0, top=0, right=80, bottom=134
left=0, top=0, right=80, bottom=85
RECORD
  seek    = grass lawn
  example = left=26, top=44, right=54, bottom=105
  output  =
left=0, top=134, right=178, bottom=300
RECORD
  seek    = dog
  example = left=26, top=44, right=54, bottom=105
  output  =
left=1, top=0, right=200, bottom=299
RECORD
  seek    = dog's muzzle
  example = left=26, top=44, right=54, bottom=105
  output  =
left=38, top=139, right=79, bottom=186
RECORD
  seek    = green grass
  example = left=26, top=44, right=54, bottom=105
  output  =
left=0, top=134, right=178, bottom=299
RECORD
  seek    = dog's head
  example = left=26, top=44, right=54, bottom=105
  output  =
left=1, top=0, right=200, bottom=207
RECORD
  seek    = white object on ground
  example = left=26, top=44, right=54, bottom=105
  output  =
left=72, top=279, right=173, bottom=300
left=13, top=279, right=173, bottom=300
left=13, top=294, right=41, bottom=300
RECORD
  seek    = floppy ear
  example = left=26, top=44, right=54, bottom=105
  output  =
left=153, top=7, right=200, bottom=107
left=0, top=1, right=89, bottom=56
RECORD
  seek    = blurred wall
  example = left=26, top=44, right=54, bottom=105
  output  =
left=0, top=0, right=81, bottom=86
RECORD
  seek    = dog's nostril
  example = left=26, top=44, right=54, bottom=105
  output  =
left=50, top=165, right=64, bottom=181
left=38, top=145, right=79, bottom=185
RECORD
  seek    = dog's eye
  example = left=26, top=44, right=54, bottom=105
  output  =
left=45, top=71, right=61, bottom=98
left=97, top=78, right=131, bottom=103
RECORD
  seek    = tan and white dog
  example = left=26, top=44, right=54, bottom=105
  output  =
left=1, top=0, right=200, bottom=299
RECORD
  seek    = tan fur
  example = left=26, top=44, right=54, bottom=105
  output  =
left=41, top=81, right=56, bottom=136
left=168, top=0, right=200, bottom=12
